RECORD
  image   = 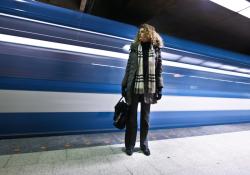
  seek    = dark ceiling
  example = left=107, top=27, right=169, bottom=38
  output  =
left=39, top=0, right=250, bottom=55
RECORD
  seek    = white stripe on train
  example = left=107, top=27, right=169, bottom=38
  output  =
left=0, top=90, right=250, bottom=113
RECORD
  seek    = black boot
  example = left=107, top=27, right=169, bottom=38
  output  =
left=141, top=147, right=150, bottom=156
left=125, top=148, right=134, bottom=156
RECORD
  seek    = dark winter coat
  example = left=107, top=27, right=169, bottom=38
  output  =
left=121, top=42, right=164, bottom=105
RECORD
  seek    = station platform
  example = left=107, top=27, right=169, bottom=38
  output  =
left=1, top=123, right=250, bottom=175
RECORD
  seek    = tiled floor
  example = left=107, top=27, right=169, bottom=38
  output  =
left=1, top=129, right=250, bottom=175
left=1, top=123, right=250, bottom=155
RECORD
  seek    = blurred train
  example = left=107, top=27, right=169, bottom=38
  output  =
left=0, top=0, right=250, bottom=138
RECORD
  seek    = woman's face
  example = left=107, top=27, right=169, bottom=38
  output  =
left=139, top=28, right=150, bottom=42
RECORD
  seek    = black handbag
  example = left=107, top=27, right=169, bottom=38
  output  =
left=113, top=96, right=128, bottom=129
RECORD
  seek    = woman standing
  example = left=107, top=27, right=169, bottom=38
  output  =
left=121, top=24, right=164, bottom=156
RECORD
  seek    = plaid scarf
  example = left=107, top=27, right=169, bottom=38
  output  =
left=134, top=43, right=156, bottom=94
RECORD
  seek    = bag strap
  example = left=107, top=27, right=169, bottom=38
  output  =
left=115, top=96, right=124, bottom=106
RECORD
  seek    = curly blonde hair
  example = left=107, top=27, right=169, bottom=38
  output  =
left=134, top=23, right=164, bottom=48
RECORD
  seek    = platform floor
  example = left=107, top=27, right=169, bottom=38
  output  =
left=1, top=125, right=250, bottom=174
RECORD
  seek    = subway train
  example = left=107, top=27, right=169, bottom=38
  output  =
left=0, top=0, right=250, bottom=138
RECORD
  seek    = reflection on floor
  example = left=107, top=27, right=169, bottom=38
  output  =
left=1, top=123, right=250, bottom=155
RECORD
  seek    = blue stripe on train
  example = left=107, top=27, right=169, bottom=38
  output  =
left=1, top=110, right=250, bottom=138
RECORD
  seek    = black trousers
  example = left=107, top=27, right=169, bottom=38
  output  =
left=125, top=93, right=151, bottom=149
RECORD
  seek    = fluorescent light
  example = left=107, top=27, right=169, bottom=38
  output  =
left=202, top=61, right=222, bottom=68
left=1, top=33, right=250, bottom=78
left=220, top=65, right=238, bottom=70
left=161, top=52, right=181, bottom=60
left=239, top=7, right=250, bottom=18
left=209, top=0, right=250, bottom=12
left=180, top=57, right=204, bottom=64
left=209, top=0, right=250, bottom=18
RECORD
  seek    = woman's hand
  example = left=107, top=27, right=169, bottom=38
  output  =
left=156, top=88, right=162, bottom=100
